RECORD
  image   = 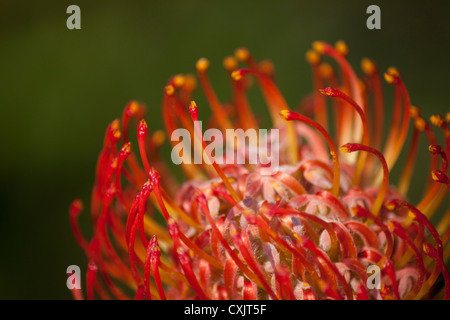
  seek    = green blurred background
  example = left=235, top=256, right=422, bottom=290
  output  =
left=0, top=0, right=448, bottom=299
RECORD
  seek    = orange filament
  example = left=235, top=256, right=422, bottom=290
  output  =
left=196, top=58, right=233, bottom=131
left=137, top=119, right=151, bottom=174
left=320, top=87, right=370, bottom=186
left=189, top=101, right=242, bottom=203
left=387, top=221, right=426, bottom=299
left=225, top=56, right=259, bottom=131
left=280, top=110, right=340, bottom=196
left=417, top=143, right=449, bottom=216
left=145, top=236, right=166, bottom=300
left=230, top=226, right=279, bottom=300
left=418, top=117, right=440, bottom=191
left=319, top=62, right=348, bottom=147
left=430, top=114, right=450, bottom=157
left=313, top=41, right=362, bottom=105
left=340, top=143, right=389, bottom=216
left=312, top=41, right=364, bottom=145
left=120, top=101, right=146, bottom=144
left=149, top=168, right=223, bottom=271
left=69, top=199, right=89, bottom=254
left=361, top=58, right=384, bottom=151
left=195, top=193, right=264, bottom=290
left=234, top=47, right=259, bottom=70
left=381, top=68, right=411, bottom=173
left=232, top=68, right=298, bottom=165
left=163, top=84, right=207, bottom=180
left=306, top=50, right=328, bottom=131
left=398, top=124, right=420, bottom=195
left=258, top=60, right=275, bottom=79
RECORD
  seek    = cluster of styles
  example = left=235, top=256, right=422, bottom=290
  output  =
left=70, top=41, right=450, bottom=300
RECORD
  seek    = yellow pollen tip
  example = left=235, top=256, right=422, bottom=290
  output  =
left=387, top=67, right=400, bottom=77
left=414, top=117, right=426, bottom=131
left=111, top=158, right=118, bottom=169
left=113, top=130, right=121, bottom=140
left=384, top=67, right=400, bottom=84
left=184, top=74, right=197, bottom=91
left=111, top=119, right=120, bottom=130
left=235, top=47, right=250, bottom=62
left=231, top=70, right=243, bottom=81
left=361, top=58, right=376, bottom=75
left=312, top=41, right=325, bottom=54
left=139, top=119, right=148, bottom=130
left=223, top=56, right=238, bottom=72
left=176, top=246, right=184, bottom=256
left=409, top=106, right=420, bottom=119
left=335, top=40, right=349, bottom=56
left=152, top=130, right=166, bottom=147
left=164, top=85, right=175, bottom=96
left=196, top=58, right=210, bottom=72
left=358, top=79, right=366, bottom=93
left=279, top=109, right=291, bottom=120
left=431, top=171, right=441, bottom=182
left=129, top=101, right=140, bottom=114
left=305, top=50, right=321, bottom=65
left=384, top=72, right=395, bottom=84
left=189, top=100, right=198, bottom=110
left=319, top=63, right=333, bottom=79
left=432, top=172, right=438, bottom=182
left=408, top=211, right=416, bottom=220
left=386, top=221, right=395, bottom=231
left=259, top=60, right=275, bottom=75
left=173, top=74, right=186, bottom=88
left=430, top=114, right=444, bottom=127
left=122, top=143, right=131, bottom=153
left=339, top=146, right=350, bottom=153
left=428, top=144, right=440, bottom=154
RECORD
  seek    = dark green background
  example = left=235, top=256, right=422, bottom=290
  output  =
left=0, top=1, right=448, bottom=299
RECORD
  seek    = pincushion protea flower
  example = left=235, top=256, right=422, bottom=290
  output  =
left=70, top=41, right=450, bottom=300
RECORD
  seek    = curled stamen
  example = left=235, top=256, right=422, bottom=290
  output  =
left=387, top=221, right=426, bottom=299
left=380, top=68, right=411, bottom=174
left=232, top=68, right=299, bottom=165
left=196, top=58, right=233, bottom=131
left=176, top=247, right=209, bottom=300
left=280, top=110, right=340, bottom=196
left=137, top=119, right=151, bottom=174
left=230, top=226, right=279, bottom=300
left=306, top=50, right=328, bottom=131
left=69, top=199, right=89, bottom=253
left=340, top=143, right=388, bottom=216
left=398, top=117, right=420, bottom=195
left=361, top=58, right=384, bottom=152
left=149, top=169, right=222, bottom=270
left=320, top=87, right=370, bottom=186
left=86, top=260, right=99, bottom=300
left=71, top=46, right=449, bottom=301
left=188, top=101, right=242, bottom=203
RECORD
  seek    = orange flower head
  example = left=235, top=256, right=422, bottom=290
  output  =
left=70, top=41, right=450, bottom=300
